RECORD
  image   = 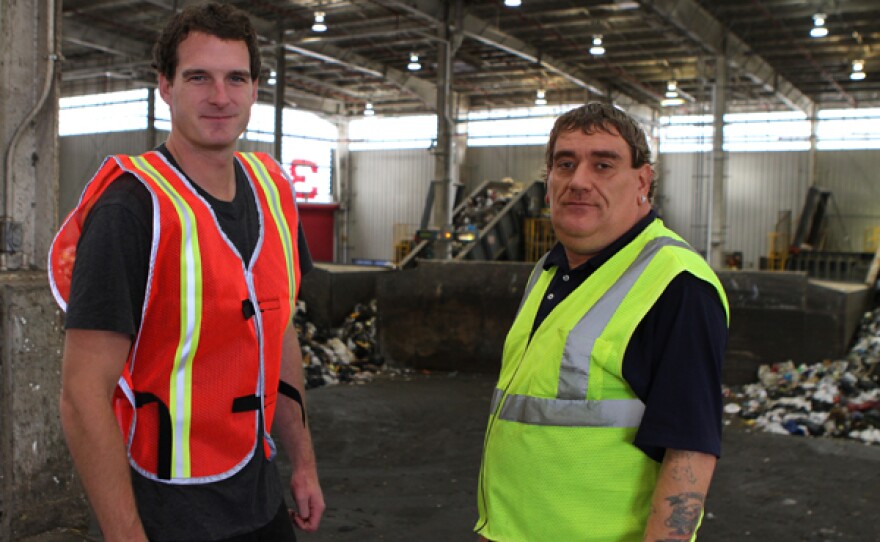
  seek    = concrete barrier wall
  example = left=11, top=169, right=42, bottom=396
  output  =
left=0, top=273, right=87, bottom=540
left=377, top=260, right=534, bottom=374
left=378, top=264, right=871, bottom=384
left=299, top=263, right=391, bottom=331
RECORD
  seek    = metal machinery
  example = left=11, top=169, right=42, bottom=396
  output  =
left=783, top=186, right=877, bottom=284
left=397, top=179, right=546, bottom=269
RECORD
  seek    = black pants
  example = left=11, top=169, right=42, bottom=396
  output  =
left=217, top=504, right=297, bottom=542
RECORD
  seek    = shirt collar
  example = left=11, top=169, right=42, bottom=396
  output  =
left=543, top=209, right=658, bottom=273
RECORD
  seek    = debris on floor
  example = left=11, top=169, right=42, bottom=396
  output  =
left=295, top=299, right=390, bottom=388
left=724, top=307, right=880, bottom=444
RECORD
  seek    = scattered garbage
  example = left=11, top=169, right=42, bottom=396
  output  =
left=294, top=299, right=387, bottom=388
left=724, top=307, right=880, bottom=445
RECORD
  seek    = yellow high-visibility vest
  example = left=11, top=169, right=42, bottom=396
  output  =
left=476, top=218, right=728, bottom=542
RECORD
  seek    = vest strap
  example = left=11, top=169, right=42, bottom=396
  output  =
left=134, top=391, right=172, bottom=480
left=279, top=380, right=306, bottom=426
left=242, top=299, right=256, bottom=320
left=231, top=380, right=306, bottom=426
left=499, top=394, right=645, bottom=428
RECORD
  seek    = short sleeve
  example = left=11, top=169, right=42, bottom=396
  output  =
left=624, top=273, right=728, bottom=461
left=65, top=174, right=152, bottom=336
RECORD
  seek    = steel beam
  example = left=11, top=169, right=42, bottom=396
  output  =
left=641, top=0, right=814, bottom=113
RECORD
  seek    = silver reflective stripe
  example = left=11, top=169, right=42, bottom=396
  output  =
left=499, top=394, right=646, bottom=427
left=516, top=254, right=549, bottom=316
left=557, top=236, right=692, bottom=399
left=489, top=387, right=504, bottom=415
left=497, top=236, right=694, bottom=428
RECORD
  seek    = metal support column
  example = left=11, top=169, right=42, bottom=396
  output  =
left=147, top=86, right=157, bottom=149
left=808, top=102, right=819, bottom=187
left=430, top=2, right=455, bottom=258
left=708, top=52, right=727, bottom=267
left=274, top=22, right=286, bottom=161
left=336, top=120, right=351, bottom=264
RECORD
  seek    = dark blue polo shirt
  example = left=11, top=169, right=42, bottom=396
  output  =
left=530, top=210, right=728, bottom=462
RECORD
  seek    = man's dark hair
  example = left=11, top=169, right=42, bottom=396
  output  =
left=544, top=102, right=653, bottom=172
left=152, top=2, right=261, bottom=81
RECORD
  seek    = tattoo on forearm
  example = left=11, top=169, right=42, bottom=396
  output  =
left=668, top=451, right=697, bottom=485
left=663, top=492, right=705, bottom=536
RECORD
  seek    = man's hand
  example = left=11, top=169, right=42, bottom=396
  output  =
left=289, top=463, right=325, bottom=531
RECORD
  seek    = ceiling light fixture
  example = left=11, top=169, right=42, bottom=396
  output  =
left=665, top=80, right=678, bottom=99
left=850, top=59, right=866, bottom=80
left=660, top=97, right=685, bottom=107
left=590, top=35, right=605, bottom=56
left=312, top=11, right=327, bottom=32
left=268, top=70, right=277, bottom=86
left=535, top=89, right=547, bottom=106
left=810, top=13, right=828, bottom=38
left=364, top=102, right=375, bottom=116
left=504, top=0, right=522, bottom=6
left=407, top=52, right=421, bottom=71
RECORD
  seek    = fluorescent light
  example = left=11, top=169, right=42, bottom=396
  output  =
left=312, top=11, right=327, bottom=32
left=589, top=35, right=605, bottom=56
left=407, top=52, right=421, bottom=71
left=504, top=0, right=522, bottom=6
left=268, top=70, right=277, bottom=86
left=661, top=97, right=685, bottom=107
left=364, top=102, right=375, bottom=116
left=810, top=13, right=827, bottom=38
left=665, top=80, right=678, bottom=98
left=535, top=89, right=547, bottom=106
left=851, top=59, right=866, bottom=80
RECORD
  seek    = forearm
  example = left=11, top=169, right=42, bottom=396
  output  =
left=275, top=322, right=324, bottom=531
left=276, top=329, right=317, bottom=471
left=60, top=330, right=147, bottom=542
left=61, top=391, right=146, bottom=541
left=643, top=449, right=717, bottom=541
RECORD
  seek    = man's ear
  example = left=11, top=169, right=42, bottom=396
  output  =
left=158, top=74, right=172, bottom=106
left=637, top=164, right=653, bottom=195
left=544, top=174, right=551, bottom=205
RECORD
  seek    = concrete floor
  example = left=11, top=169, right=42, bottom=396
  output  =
left=24, top=372, right=880, bottom=541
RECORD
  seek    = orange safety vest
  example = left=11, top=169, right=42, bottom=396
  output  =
left=49, top=150, right=301, bottom=483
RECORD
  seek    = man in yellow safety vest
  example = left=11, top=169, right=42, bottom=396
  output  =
left=475, top=102, right=729, bottom=542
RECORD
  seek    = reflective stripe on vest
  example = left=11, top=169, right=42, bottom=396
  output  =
left=238, top=153, right=296, bottom=315
left=126, top=154, right=203, bottom=478
left=495, top=237, right=693, bottom=428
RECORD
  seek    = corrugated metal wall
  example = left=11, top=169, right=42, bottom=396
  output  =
left=60, top=131, right=880, bottom=267
left=60, top=131, right=154, bottom=220
left=816, top=150, right=880, bottom=252
left=660, top=150, right=880, bottom=268
left=659, top=152, right=812, bottom=268
left=348, top=149, right=434, bottom=261
left=462, top=146, right=546, bottom=193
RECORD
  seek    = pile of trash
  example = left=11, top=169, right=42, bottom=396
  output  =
left=294, top=299, right=386, bottom=389
left=725, top=307, right=880, bottom=445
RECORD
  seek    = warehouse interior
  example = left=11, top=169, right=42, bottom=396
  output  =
left=2, top=0, right=880, bottom=540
